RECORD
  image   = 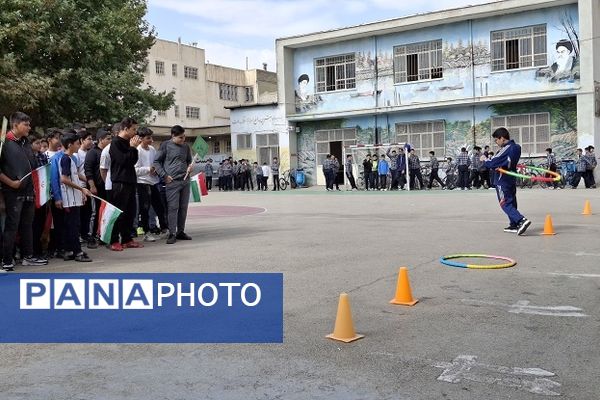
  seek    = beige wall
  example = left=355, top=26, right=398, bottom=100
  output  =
left=144, top=39, right=207, bottom=130
left=144, top=38, right=278, bottom=162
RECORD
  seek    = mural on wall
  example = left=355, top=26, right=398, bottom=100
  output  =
left=490, top=98, right=577, bottom=157
left=291, top=5, right=580, bottom=115
left=536, top=12, right=580, bottom=82
left=295, top=74, right=322, bottom=113
left=296, top=97, right=578, bottom=184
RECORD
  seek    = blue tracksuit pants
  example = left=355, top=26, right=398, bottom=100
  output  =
left=495, top=182, right=524, bottom=226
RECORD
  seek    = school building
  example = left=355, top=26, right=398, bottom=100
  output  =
left=229, top=0, right=599, bottom=186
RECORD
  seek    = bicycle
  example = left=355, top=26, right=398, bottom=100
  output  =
left=279, top=169, right=296, bottom=191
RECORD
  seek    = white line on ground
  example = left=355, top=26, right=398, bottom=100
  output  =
left=461, top=299, right=588, bottom=317
left=434, top=355, right=561, bottom=396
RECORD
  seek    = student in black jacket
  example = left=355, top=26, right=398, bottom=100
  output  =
left=0, top=112, right=47, bottom=271
left=84, top=128, right=112, bottom=248
left=108, top=117, right=142, bottom=251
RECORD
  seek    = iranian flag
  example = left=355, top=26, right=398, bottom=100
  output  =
left=190, top=173, right=208, bottom=203
left=97, top=200, right=122, bottom=243
left=32, top=164, right=51, bottom=208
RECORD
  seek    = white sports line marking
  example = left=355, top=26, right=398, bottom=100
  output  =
left=462, top=299, right=587, bottom=317
left=547, top=272, right=600, bottom=279
left=434, top=355, right=561, bottom=396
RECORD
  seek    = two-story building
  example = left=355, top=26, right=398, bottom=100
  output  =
left=143, top=38, right=277, bottom=159
left=267, top=0, right=598, bottom=186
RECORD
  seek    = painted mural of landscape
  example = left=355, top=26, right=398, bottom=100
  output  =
left=297, top=98, right=577, bottom=186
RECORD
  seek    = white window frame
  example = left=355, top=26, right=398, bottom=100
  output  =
left=172, top=63, right=178, bottom=77
left=185, top=106, right=200, bottom=119
left=155, top=61, right=165, bottom=75
left=174, top=105, right=179, bottom=118
left=184, top=66, right=198, bottom=79
left=314, top=128, right=356, bottom=166
left=256, top=134, right=279, bottom=165
left=315, top=54, right=356, bottom=93
left=491, top=24, right=547, bottom=72
left=491, top=112, right=550, bottom=155
left=237, top=134, right=252, bottom=149
left=393, top=39, right=443, bottom=83
left=157, top=110, right=167, bottom=117
left=396, top=120, right=445, bottom=159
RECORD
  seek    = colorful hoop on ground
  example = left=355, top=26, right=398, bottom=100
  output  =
left=497, top=165, right=561, bottom=182
left=440, top=254, right=517, bottom=269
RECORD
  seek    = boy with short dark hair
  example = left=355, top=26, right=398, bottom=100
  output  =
left=428, top=150, right=445, bottom=189
left=484, top=127, right=531, bottom=235
left=59, top=132, right=92, bottom=262
left=271, top=157, right=280, bottom=191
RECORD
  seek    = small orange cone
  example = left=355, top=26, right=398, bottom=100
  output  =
left=390, top=267, right=419, bottom=306
left=541, top=214, right=556, bottom=235
left=582, top=200, right=592, bottom=215
left=326, top=293, right=364, bottom=343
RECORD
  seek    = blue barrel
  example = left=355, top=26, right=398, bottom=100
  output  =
left=295, top=169, right=305, bottom=186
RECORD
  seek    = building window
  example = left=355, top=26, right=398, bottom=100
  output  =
left=491, top=113, right=550, bottom=154
left=172, top=63, right=178, bottom=77
left=237, top=134, right=252, bottom=149
left=245, top=87, right=254, bottom=102
left=186, top=106, right=200, bottom=119
left=157, top=110, right=167, bottom=117
left=491, top=24, right=547, bottom=71
left=256, top=134, right=279, bottom=165
left=315, top=54, right=356, bottom=93
left=225, top=140, right=231, bottom=153
left=219, top=84, right=238, bottom=101
left=393, top=39, right=442, bottom=83
left=213, top=140, right=220, bottom=154
left=155, top=61, right=165, bottom=75
left=174, top=105, right=179, bottom=118
left=184, top=66, right=198, bottom=79
left=396, top=121, right=445, bottom=158
left=314, top=128, right=356, bottom=166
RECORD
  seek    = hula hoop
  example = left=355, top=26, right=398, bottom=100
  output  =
left=440, top=254, right=517, bottom=269
left=497, top=164, right=561, bottom=182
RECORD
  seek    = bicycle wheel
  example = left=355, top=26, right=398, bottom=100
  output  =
left=279, top=178, right=288, bottom=190
left=357, top=176, right=365, bottom=190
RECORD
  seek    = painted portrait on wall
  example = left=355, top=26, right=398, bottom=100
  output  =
left=536, top=39, right=580, bottom=82
left=295, top=74, right=322, bottom=113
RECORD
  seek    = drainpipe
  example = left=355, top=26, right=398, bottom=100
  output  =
left=374, top=36, right=380, bottom=144
left=470, top=19, right=477, bottom=146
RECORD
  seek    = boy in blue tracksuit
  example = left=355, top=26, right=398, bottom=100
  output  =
left=484, top=127, right=531, bottom=235
left=377, top=155, right=389, bottom=191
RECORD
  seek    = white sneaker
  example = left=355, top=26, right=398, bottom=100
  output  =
left=143, top=233, right=157, bottom=242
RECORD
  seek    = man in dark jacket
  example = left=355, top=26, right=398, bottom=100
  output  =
left=0, top=112, right=47, bottom=270
left=153, top=125, right=193, bottom=244
left=108, top=117, right=142, bottom=251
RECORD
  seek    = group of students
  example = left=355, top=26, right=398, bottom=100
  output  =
left=203, top=157, right=281, bottom=191
left=0, top=112, right=196, bottom=272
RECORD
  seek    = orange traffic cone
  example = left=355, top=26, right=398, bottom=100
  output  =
left=582, top=200, right=592, bottom=215
left=326, top=293, right=364, bottom=343
left=390, top=267, right=419, bottom=306
left=541, top=214, right=556, bottom=235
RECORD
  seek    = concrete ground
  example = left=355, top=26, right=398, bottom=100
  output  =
left=1, top=187, right=599, bottom=399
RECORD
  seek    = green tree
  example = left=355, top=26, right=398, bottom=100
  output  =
left=0, top=0, right=174, bottom=128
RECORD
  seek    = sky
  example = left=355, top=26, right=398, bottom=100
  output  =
left=147, top=0, right=500, bottom=71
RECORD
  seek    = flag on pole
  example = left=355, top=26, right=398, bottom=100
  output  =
left=31, top=164, right=51, bottom=208
left=191, top=136, right=209, bottom=158
left=198, top=172, right=208, bottom=196
left=97, top=199, right=122, bottom=243
left=190, top=174, right=203, bottom=203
